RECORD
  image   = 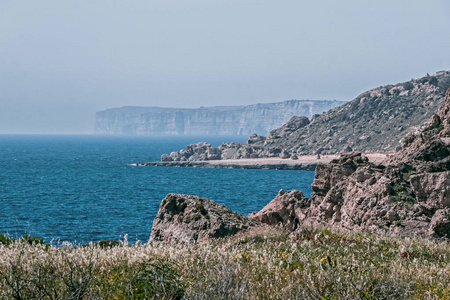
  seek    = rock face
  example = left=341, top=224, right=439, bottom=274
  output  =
left=150, top=194, right=258, bottom=243
left=249, top=189, right=311, bottom=231
left=251, top=89, right=450, bottom=239
left=95, top=100, right=344, bottom=136
left=266, top=116, right=310, bottom=139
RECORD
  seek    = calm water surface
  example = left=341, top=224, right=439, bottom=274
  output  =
left=0, top=135, right=315, bottom=243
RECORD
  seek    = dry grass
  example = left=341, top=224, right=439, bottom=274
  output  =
left=0, top=226, right=449, bottom=299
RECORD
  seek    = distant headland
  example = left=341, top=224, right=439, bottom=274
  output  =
left=94, top=99, right=345, bottom=136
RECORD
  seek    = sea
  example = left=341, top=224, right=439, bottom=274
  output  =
left=0, top=135, right=315, bottom=244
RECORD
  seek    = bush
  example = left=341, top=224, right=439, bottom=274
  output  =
left=429, top=76, right=438, bottom=86
left=402, top=81, right=414, bottom=90
left=0, top=233, right=12, bottom=245
left=438, top=76, right=450, bottom=92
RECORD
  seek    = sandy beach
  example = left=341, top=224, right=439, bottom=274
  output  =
left=137, top=152, right=393, bottom=170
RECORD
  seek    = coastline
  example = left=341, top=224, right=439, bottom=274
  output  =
left=136, top=152, right=392, bottom=170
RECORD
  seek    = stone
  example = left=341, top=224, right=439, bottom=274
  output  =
left=428, top=209, right=450, bottom=238
left=150, top=194, right=258, bottom=243
left=247, top=133, right=266, bottom=144
left=299, top=88, right=450, bottom=238
left=248, top=190, right=310, bottom=231
left=410, top=171, right=450, bottom=207
left=266, top=116, right=310, bottom=139
left=342, top=145, right=353, bottom=153
left=161, top=154, right=172, bottom=162
left=279, top=149, right=291, bottom=159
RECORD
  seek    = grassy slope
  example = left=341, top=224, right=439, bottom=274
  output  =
left=0, top=227, right=449, bottom=299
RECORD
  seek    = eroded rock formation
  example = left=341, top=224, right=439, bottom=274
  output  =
left=253, top=89, right=450, bottom=238
left=150, top=194, right=258, bottom=243
left=150, top=88, right=450, bottom=243
left=248, top=189, right=310, bottom=231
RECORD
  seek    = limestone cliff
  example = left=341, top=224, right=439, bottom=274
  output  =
left=94, top=100, right=345, bottom=136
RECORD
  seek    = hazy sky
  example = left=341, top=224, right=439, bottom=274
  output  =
left=1, top=0, right=449, bottom=134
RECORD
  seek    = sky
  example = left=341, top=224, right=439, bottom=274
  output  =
left=0, top=0, right=449, bottom=134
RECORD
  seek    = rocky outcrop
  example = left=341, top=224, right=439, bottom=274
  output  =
left=266, top=116, right=310, bottom=139
left=150, top=194, right=258, bottom=243
left=161, top=142, right=221, bottom=162
left=159, top=116, right=309, bottom=161
left=95, top=100, right=344, bottom=136
left=258, top=70, right=450, bottom=155
left=149, top=86, right=450, bottom=243
left=248, top=189, right=310, bottom=231
left=250, top=89, right=450, bottom=239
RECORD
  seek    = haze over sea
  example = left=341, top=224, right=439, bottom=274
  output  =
left=0, top=135, right=314, bottom=244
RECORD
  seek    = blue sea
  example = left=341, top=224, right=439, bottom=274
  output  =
left=0, top=135, right=315, bottom=244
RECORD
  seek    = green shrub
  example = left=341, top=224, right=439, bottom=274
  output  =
left=0, top=233, right=12, bottom=245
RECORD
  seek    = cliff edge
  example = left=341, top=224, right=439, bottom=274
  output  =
left=150, top=89, right=450, bottom=243
left=95, top=100, right=344, bottom=136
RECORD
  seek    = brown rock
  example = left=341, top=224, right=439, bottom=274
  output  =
left=410, top=171, right=450, bottom=208
left=301, top=88, right=450, bottom=238
left=428, top=209, right=450, bottom=238
left=150, top=194, right=258, bottom=243
left=248, top=190, right=310, bottom=231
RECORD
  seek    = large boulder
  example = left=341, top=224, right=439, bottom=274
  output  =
left=150, top=194, right=258, bottom=243
left=249, top=189, right=310, bottom=231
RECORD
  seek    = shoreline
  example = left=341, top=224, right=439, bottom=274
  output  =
left=136, top=152, right=392, bottom=170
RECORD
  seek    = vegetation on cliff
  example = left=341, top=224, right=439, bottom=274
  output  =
left=0, top=227, right=449, bottom=299
left=163, top=71, right=450, bottom=161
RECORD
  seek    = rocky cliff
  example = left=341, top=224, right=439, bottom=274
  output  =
left=163, top=71, right=450, bottom=160
left=252, top=88, right=450, bottom=239
left=254, top=71, right=450, bottom=155
left=150, top=88, right=450, bottom=243
left=95, top=100, right=345, bottom=136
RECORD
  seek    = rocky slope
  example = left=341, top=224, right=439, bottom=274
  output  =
left=163, top=71, right=450, bottom=161
left=150, top=88, right=450, bottom=243
left=253, top=88, right=450, bottom=239
left=95, top=100, right=344, bottom=136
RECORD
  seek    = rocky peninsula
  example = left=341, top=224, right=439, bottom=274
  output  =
left=137, top=153, right=390, bottom=170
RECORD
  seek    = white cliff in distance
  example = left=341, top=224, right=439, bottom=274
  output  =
left=94, top=100, right=346, bottom=136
